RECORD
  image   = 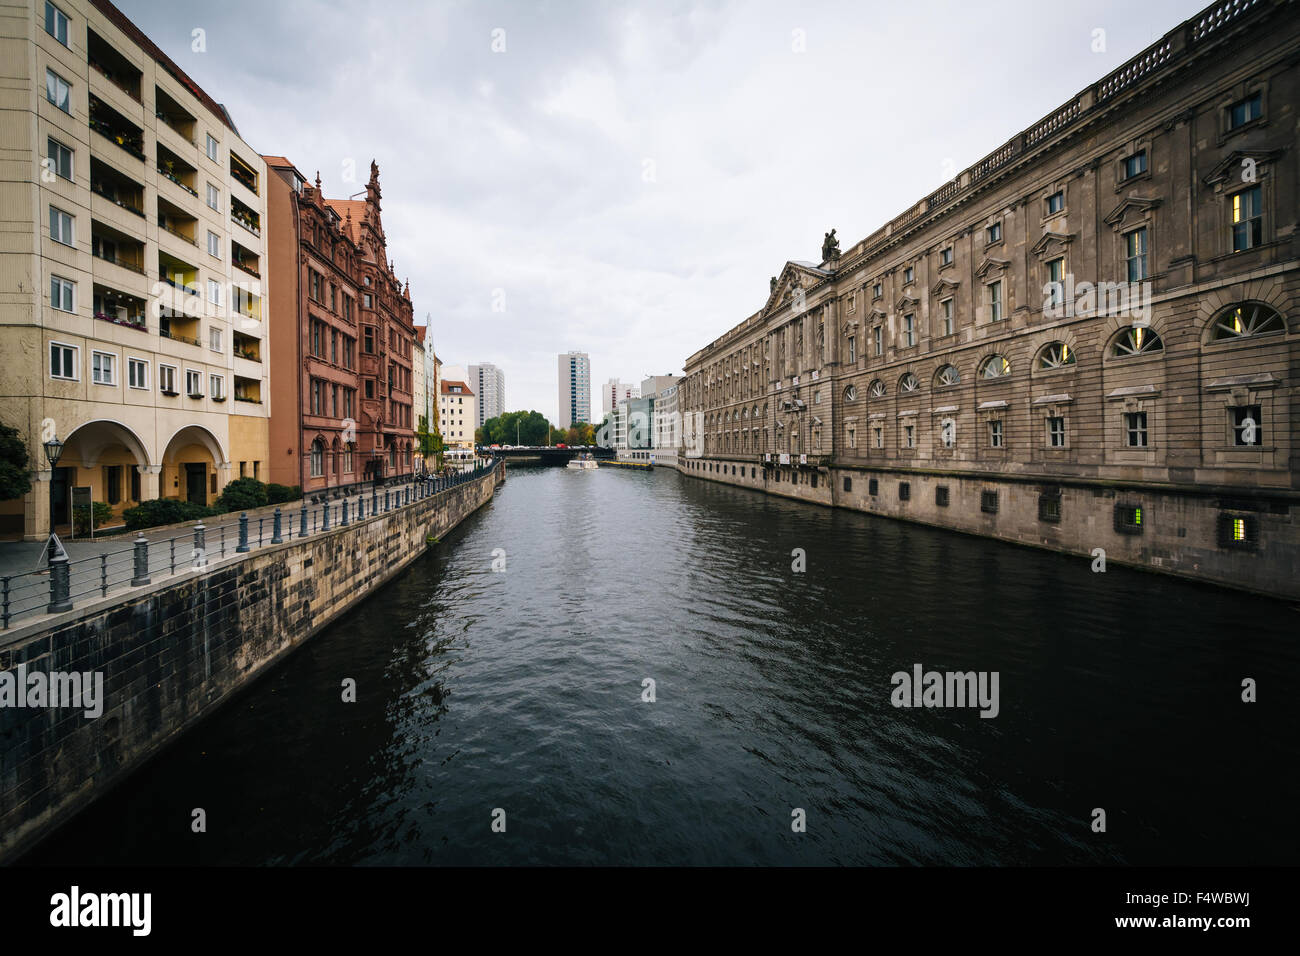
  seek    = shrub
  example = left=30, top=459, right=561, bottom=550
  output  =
left=73, top=501, right=113, bottom=535
left=267, top=482, right=302, bottom=504
left=214, top=477, right=268, bottom=513
left=122, top=499, right=214, bottom=530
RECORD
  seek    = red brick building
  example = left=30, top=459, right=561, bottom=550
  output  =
left=265, top=157, right=415, bottom=491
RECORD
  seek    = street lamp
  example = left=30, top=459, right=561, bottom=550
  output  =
left=43, top=436, right=64, bottom=540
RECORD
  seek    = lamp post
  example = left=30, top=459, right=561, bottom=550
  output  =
left=43, top=436, right=64, bottom=538
left=43, top=435, right=72, bottom=612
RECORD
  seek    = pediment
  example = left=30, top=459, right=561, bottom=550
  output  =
left=868, top=307, right=888, bottom=322
left=1202, top=148, right=1284, bottom=186
left=974, top=256, right=1010, bottom=279
left=930, top=277, right=959, bottom=297
left=895, top=294, right=919, bottom=311
left=1030, top=231, right=1075, bottom=258
left=1103, top=196, right=1162, bottom=229
left=763, top=260, right=832, bottom=316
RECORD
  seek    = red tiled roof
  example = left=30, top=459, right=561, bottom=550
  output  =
left=441, top=380, right=474, bottom=396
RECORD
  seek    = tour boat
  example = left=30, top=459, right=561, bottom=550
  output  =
left=567, top=454, right=598, bottom=470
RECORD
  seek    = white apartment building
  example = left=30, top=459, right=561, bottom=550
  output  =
left=1, top=0, right=271, bottom=538
left=467, top=362, right=504, bottom=428
left=438, top=379, right=475, bottom=449
left=557, top=350, right=591, bottom=429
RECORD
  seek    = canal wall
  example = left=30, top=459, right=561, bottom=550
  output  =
left=676, top=458, right=1299, bottom=600
left=0, top=465, right=504, bottom=862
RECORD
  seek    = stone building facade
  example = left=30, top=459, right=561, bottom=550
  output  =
left=264, top=157, right=415, bottom=493
left=678, top=0, right=1300, bottom=598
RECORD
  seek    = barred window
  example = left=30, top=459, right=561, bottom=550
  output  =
left=980, top=490, right=998, bottom=514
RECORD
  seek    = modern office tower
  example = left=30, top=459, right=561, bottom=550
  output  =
left=468, top=362, right=504, bottom=428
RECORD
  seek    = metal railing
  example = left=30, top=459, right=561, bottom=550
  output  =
left=0, top=461, right=498, bottom=630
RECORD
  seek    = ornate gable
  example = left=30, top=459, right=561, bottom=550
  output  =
left=975, top=256, right=1011, bottom=279
left=1104, top=197, right=1162, bottom=231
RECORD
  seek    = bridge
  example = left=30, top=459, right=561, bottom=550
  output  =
left=486, top=446, right=616, bottom=466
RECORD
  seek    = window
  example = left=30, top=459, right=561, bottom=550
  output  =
left=936, top=364, right=960, bottom=387
left=868, top=478, right=879, bottom=495
left=47, top=137, right=73, bottom=180
left=939, top=298, right=953, bottom=336
left=904, top=266, right=914, bottom=284
left=936, top=486, right=949, bottom=507
left=310, top=439, right=324, bottom=477
left=45, top=68, right=70, bottom=112
left=939, top=418, right=955, bottom=448
left=872, top=426, right=883, bottom=449
left=1046, top=191, right=1064, bottom=215
left=1230, top=186, right=1262, bottom=252
left=186, top=368, right=203, bottom=397
left=1038, top=342, right=1075, bottom=369
left=1231, top=405, right=1262, bottom=446
left=872, top=281, right=882, bottom=299
left=49, top=206, right=73, bottom=246
left=873, top=326, right=882, bottom=355
left=1115, top=502, right=1144, bottom=534
left=1111, top=326, right=1163, bottom=357
left=206, top=183, right=219, bottom=211
left=987, top=280, right=1002, bottom=322
left=91, top=350, right=115, bottom=385
left=1227, top=93, right=1262, bottom=130
left=159, top=364, right=177, bottom=394
left=989, top=420, right=1003, bottom=448
left=208, top=231, right=221, bottom=258
left=1048, top=416, right=1065, bottom=448
left=364, top=379, right=374, bottom=399
left=898, top=481, right=910, bottom=501
left=1125, top=227, right=1148, bottom=281
left=1046, top=258, right=1064, bottom=309
left=939, top=247, right=953, bottom=266
left=205, top=133, right=219, bottom=161
left=1122, top=151, right=1147, bottom=180
left=363, top=293, right=373, bottom=308
left=1218, top=513, right=1257, bottom=549
left=986, top=222, right=1001, bottom=244
left=980, top=490, right=999, bottom=514
left=44, top=2, right=69, bottom=44
left=50, top=275, right=74, bottom=312
left=847, top=335, right=856, bottom=363
left=900, top=372, right=918, bottom=392
left=981, top=354, right=1011, bottom=379
left=208, top=279, right=222, bottom=306
left=1210, top=302, right=1284, bottom=341
left=49, top=342, right=76, bottom=380
left=843, top=477, right=851, bottom=492
left=902, top=313, right=915, bottom=347
left=846, top=293, right=855, bottom=314
left=1038, top=491, right=1061, bottom=523
left=210, top=374, right=225, bottom=400
left=903, top=423, right=915, bottom=448
left=844, top=385, right=857, bottom=402
left=128, top=357, right=148, bottom=389
left=209, top=326, right=223, bottom=351
left=1124, top=411, right=1148, bottom=447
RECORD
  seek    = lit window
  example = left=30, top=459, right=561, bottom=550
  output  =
left=1126, top=228, right=1148, bottom=281
left=1231, top=186, right=1262, bottom=251
left=980, top=354, right=1011, bottom=379
left=1209, top=302, right=1284, bottom=341
left=1111, top=326, right=1163, bottom=358
left=1038, top=342, right=1075, bottom=369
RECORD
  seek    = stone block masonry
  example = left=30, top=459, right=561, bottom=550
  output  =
left=0, top=465, right=504, bottom=862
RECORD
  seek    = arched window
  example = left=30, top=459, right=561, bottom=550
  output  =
left=900, top=372, right=919, bottom=392
left=388, top=445, right=397, bottom=470
left=310, top=439, right=324, bottom=477
left=980, top=355, right=1011, bottom=378
left=869, top=379, right=886, bottom=398
left=1111, top=326, right=1163, bottom=358
left=935, top=364, right=961, bottom=387
left=1038, top=342, right=1076, bottom=369
left=1209, top=302, right=1284, bottom=342
left=844, top=385, right=858, bottom=402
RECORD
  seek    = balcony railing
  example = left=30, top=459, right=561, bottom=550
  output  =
left=92, top=250, right=145, bottom=274
left=157, top=166, right=198, bottom=197
left=231, top=210, right=261, bottom=237
left=158, top=219, right=197, bottom=246
left=232, top=258, right=261, bottom=278
left=88, top=117, right=145, bottom=161
left=231, top=164, right=257, bottom=194
left=94, top=310, right=146, bottom=330
left=233, top=394, right=262, bottom=404
left=89, top=181, right=145, bottom=217
left=160, top=275, right=199, bottom=297
left=155, top=112, right=195, bottom=145
left=88, top=57, right=141, bottom=102
left=234, top=347, right=262, bottom=362
left=159, top=327, right=200, bottom=347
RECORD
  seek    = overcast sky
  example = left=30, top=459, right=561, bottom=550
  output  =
left=119, top=0, right=1209, bottom=425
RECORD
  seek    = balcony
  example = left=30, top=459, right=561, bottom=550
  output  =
left=157, top=196, right=197, bottom=246
left=156, top=142, right=198, bottom=197
left=231, top=239, right=260, bottom=278
left=92, top=284, right=147, bottom=330
left=231, top=282, right=262, bottom=323
left=230, top=152, right=259, bottom=196
left=87, top=29, right=142, bottom=102
left=88, top=94, right=145, bottom=161
left=158, top=309, right=200, bottom=347
left=232, top=330, right=262, bottom=362
left=154, top=85, right=196, bottom=145
left=233, top=375, right=262, bottom=404
left=91, top=221, right=145, bottom=274
left=89, top=158, right=145, bottom=218
left=230, top=195, right=260, bottom=237
left=158, top=250, right=199, bottom=297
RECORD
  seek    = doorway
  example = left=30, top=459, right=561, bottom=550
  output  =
left=50, top=466, right=73, bottom=526
left=185, top=463, right=206, bottom=504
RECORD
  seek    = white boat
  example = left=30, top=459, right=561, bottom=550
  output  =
left=567, top=454, right=598, bottom=470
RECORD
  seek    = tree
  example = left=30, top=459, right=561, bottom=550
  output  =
left=0, top=422, right=32, bottom=501
left=416, top=415, right=437, bottom=458
left=479, top=410, right=557, bottom=446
